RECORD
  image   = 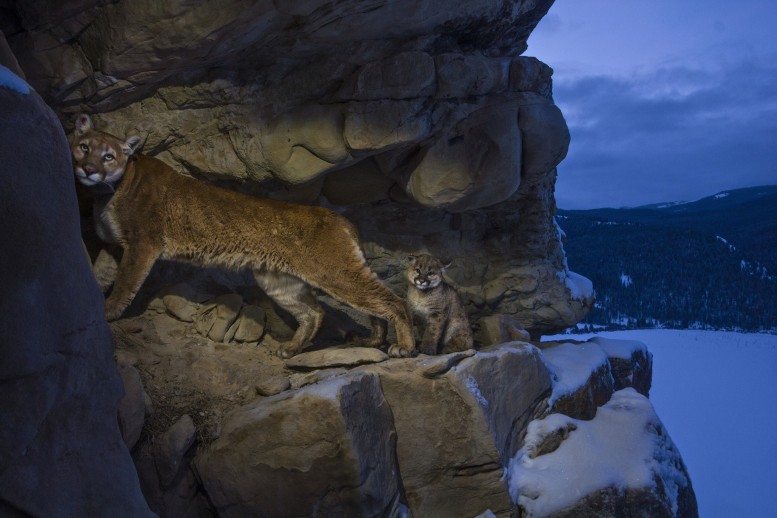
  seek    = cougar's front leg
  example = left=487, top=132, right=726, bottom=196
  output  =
left=92, top=245, right=123, bottom=293
left=104, top=243, right=161, bottom=321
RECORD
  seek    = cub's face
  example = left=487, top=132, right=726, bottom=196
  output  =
left=70, top=114, right=141, bottom=187
left=406, top=254, right=447, bottom=291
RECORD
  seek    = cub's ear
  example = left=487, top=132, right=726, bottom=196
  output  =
left=407, top=254, right=417, bottom=264
left=74, top=113, right=93, bottom=135
left=441, top=259, right=453, bottom=270
left=123, top=135, right=142, bottom=156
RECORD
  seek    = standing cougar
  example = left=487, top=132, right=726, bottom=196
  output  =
left=70, top=114, right=415, bottom=358
left=406, top=253, right=473, bottom=355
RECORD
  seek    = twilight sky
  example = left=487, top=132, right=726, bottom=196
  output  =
left=527, top=0, right=777, bottom=209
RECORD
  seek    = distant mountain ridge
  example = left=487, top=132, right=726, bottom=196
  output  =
left=557, top=186, right=777, bottom=332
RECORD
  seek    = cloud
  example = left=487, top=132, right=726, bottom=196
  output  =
left=552, top=58, right=777, bottom=209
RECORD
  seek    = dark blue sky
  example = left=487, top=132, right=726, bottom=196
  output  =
left=528, top=1, right=777, bottom=209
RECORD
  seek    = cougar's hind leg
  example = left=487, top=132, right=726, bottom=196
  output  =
left=442, top=327, right=474, bottom=354
left=254, top=270, right=325, bottom=359
left=347, top=315, right=388, bottom=348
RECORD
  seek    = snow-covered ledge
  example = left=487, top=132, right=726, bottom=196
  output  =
left=517, top=337, right=697, bottom=517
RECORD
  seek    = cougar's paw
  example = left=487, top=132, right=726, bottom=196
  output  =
left=388, top=344, right=415, bottom=358
left=103, top=303, right=123, bottom=322
left=278, top=342, right=301, bottom=359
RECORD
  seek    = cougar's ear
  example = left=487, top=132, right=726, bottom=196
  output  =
left=74, top=114, right=93, bottom=135
left=123, top=135, right=142, bottom=156
left=407, top=254, right=417, bottom=264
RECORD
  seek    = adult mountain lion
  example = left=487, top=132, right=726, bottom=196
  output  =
left=70, top=114, right=415, bottom=358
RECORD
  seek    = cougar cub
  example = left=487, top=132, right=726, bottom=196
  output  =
left=406, top=254, right=473, bottom=355
left=69, top=114, right=415, bottom=358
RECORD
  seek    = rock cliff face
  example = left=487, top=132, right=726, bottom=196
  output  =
left=0, top=2, right=697, bottom=517
left=3, top=0, right=592, bottom=336
left=107, top=303, right=698, bottom=517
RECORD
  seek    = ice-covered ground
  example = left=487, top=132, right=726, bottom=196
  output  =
left=543, top=329, right=777, bottom=517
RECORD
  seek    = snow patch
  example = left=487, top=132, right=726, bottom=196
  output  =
left=620, top=272, right=633, bottom=287
left=554, top=220, right=594, bottom=302
left=714, top=192, right=730, bottom=199
left=508, top=388, right=686, bottom=516
left=716, top=235, right=736, bottom=252
left=655, top=201, right=689, bottom=209
left=540, top=342, right=610, bottom=405
left=590, top=336, right=648, bottom=360
left=0, top=65, right=30, bottom=95
left=557, top=270, right=594, bottom=301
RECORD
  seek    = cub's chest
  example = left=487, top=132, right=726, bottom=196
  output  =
left=408, top=285, right=448, bottom=316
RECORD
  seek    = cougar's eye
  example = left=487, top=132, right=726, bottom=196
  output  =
left=104, top=153, right=114, bottom=162
left=415, top=267, right=421, bottom=274
left=79, top=143, right=89, bottom=153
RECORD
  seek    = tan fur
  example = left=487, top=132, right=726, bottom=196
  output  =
left=406, top=254, right=473, bottom=355
left=70, top=114, right=415, bottom=358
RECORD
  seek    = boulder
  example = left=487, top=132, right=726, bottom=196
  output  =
left=509, top=389, right=698, bottom=517
left=539, top=341, right=615, bottom=420
left=196, top=372, right=402, bottom=518
left=155, top=414, right=197, bottom=487
left=254, top=375, right=291, bottom=397
left=476, top=313, right=532, bottom=346
left=285, top=346, right=389, bottom=370
left=193, top=293, right=243, bottom=342
left=403, top=103, right=523, bottom=212
left=227, top=304, right=266, bottom=343
left=161, top=283, right=204, bottom=323
left=117, top=362, right=150, bottom=451
left=0, top=65, right=152, bottom=517
left=343, top=99, right=431, bottom=153
left=592, top=336, right=653, bottom=397
left=361, top=344, right=552, bottom=517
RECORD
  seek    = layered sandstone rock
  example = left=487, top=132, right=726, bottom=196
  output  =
left=4, top=0, right=592, bottom=336
left=0, top=3, right=700, bottom=517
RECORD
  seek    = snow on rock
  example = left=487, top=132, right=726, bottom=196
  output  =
left=508, top=388, right=696, bottom=517
left=540, top=341, right=611, bottom=407
left=568, top=271, right=594, bottom=301
left=586, top=336, right=653, bottom=399
left=591, top=336, right=648, bottom=360
left=558, top=270, right=594, bottom=302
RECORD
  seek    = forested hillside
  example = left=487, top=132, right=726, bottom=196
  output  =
left=558, top=186, right=777, bottom=332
